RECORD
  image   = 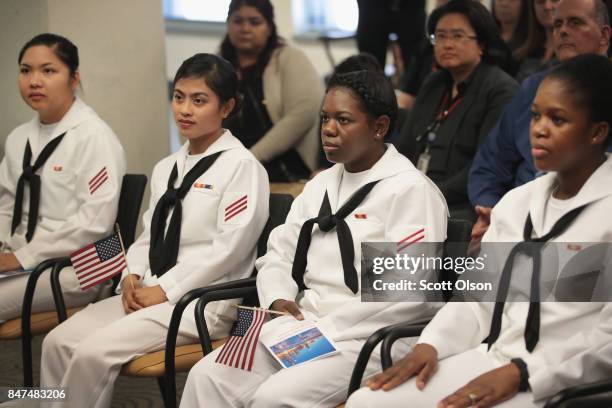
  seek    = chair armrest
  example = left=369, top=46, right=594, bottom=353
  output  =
left=347, top=321, right=421, bottom=397
left=162, top=276, right=256, bottom=408
left=381, top=322, right=428, bottom=370
left=20, top=257, right=65, bottom=386
left=195, top=285, right=258, bottom=354
left=49, top=257, right=72, bottom=322
left=544, top=380, right=612, bottom=408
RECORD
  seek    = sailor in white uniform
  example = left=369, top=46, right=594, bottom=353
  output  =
left=0, top=34, right=126, bottom=322
left=180, top=70, right=449, bottom=408
left=39, top=54, right=269, bottom=408
left=346, top=54, right=612, bottom=408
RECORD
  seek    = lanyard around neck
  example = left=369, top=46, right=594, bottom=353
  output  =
left=416, top=91, right=464, bottom=145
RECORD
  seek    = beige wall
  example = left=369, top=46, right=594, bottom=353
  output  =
left=0, top=0, right=170, bottom=180
left=0, top=0, right=48, bottom=153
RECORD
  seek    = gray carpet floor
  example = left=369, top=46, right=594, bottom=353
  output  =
left=0, top=336, right=188, bottom=407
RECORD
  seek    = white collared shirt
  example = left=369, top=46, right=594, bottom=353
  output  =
left=0, top=97, right=126, bottom=268
left=116, top=130, right=270, bottom=316
left=256, top=144, right=449, bottom=341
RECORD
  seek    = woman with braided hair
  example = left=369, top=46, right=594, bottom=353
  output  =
left=179, top=70, right=449, bottom=408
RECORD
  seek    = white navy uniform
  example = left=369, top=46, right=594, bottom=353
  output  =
left=39, top=130, right=270, bottom=408
left=0, top=97, right=126, bottom=321
left=180, top=144, right=449, bottom=408
left=347, top=154, right=612, bottom=408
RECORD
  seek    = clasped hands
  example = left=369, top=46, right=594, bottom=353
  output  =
left=121, top=274, right=168, bottom=314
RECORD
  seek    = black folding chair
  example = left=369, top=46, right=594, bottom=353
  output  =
left=49, top=173, right=148, bottom=318
left=349, top=323, right=612, bottom=408
left=18, top=173, right=147, bottom=386
left=118, top=193, right=294, bottom=408
left=544, top=381, right=612, bottom=407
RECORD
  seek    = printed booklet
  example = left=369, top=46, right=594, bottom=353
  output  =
left=260, top=320, right=339, bottom=368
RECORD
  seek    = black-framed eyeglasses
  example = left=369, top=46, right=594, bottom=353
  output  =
left=429, top=32, right=478, bottom=45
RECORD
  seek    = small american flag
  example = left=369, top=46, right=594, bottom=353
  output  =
left=225, top=195, right=248, bottom=221
left=70, top=233, right=127, bottom=290
left=215, top=308, right=267, bottom=371
left=89, top=167, right=108, bottom=194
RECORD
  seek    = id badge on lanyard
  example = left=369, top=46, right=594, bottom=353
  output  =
left=417, top=129, right=437, bottom=173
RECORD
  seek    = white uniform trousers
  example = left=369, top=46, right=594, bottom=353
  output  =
left=345, top=348, right=542, bottom=408
left=40, top=294, right=232, bottom=408
left=179, top=316, right=414, bottom=408
left=0, top=267, right=109, bottom=322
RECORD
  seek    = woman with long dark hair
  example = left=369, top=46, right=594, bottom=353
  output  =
left=492, top=0, right=530, bottom=53
left=220, top=0, right=323, bottom=182
left=514, top=0, right=560, bottom=82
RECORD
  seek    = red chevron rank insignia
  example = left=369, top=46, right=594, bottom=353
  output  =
left=225, top=195, right=248, bottom=221
left=397, top=228, right=425, bottom=252
left=88, top=167, right=108, bottom=195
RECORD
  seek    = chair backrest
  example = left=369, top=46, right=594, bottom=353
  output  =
left=445, top=218, right=472, bottom=247
left=440, top=218, right=473, bottom=301
left=245, top=193, right=294, bottom=307
left=112, top=174, right=147, bottom=291
left=257, top=193, right=294, bottom=258
left=115, top=174, right=148, bottom=249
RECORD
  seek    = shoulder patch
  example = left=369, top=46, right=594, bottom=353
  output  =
left=222, top=192, right=249, bottom=225
left=397, top=228, right=426, bottom=252
left=89, top=167, right=108, bottom=195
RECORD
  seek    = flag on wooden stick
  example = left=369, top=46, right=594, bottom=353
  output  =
left=215, top=307, right=268, bottom=371
left=71, top=232, right=127, bottom=290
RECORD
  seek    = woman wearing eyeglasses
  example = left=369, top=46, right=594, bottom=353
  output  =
left=396, top=0, right=518, bottom=220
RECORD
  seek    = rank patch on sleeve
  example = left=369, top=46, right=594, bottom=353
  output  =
left=397, top=228, right=425, bottom=252
left=224, top=194, right=248, bottom=222
left=89, top=167, right=108, bottom=195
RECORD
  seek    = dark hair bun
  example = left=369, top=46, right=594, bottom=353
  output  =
left=19, top=33, right=79, bottom=76
left=547, top=54, right=612, bottom=148
left=173, top=53, right=240, bottom=116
